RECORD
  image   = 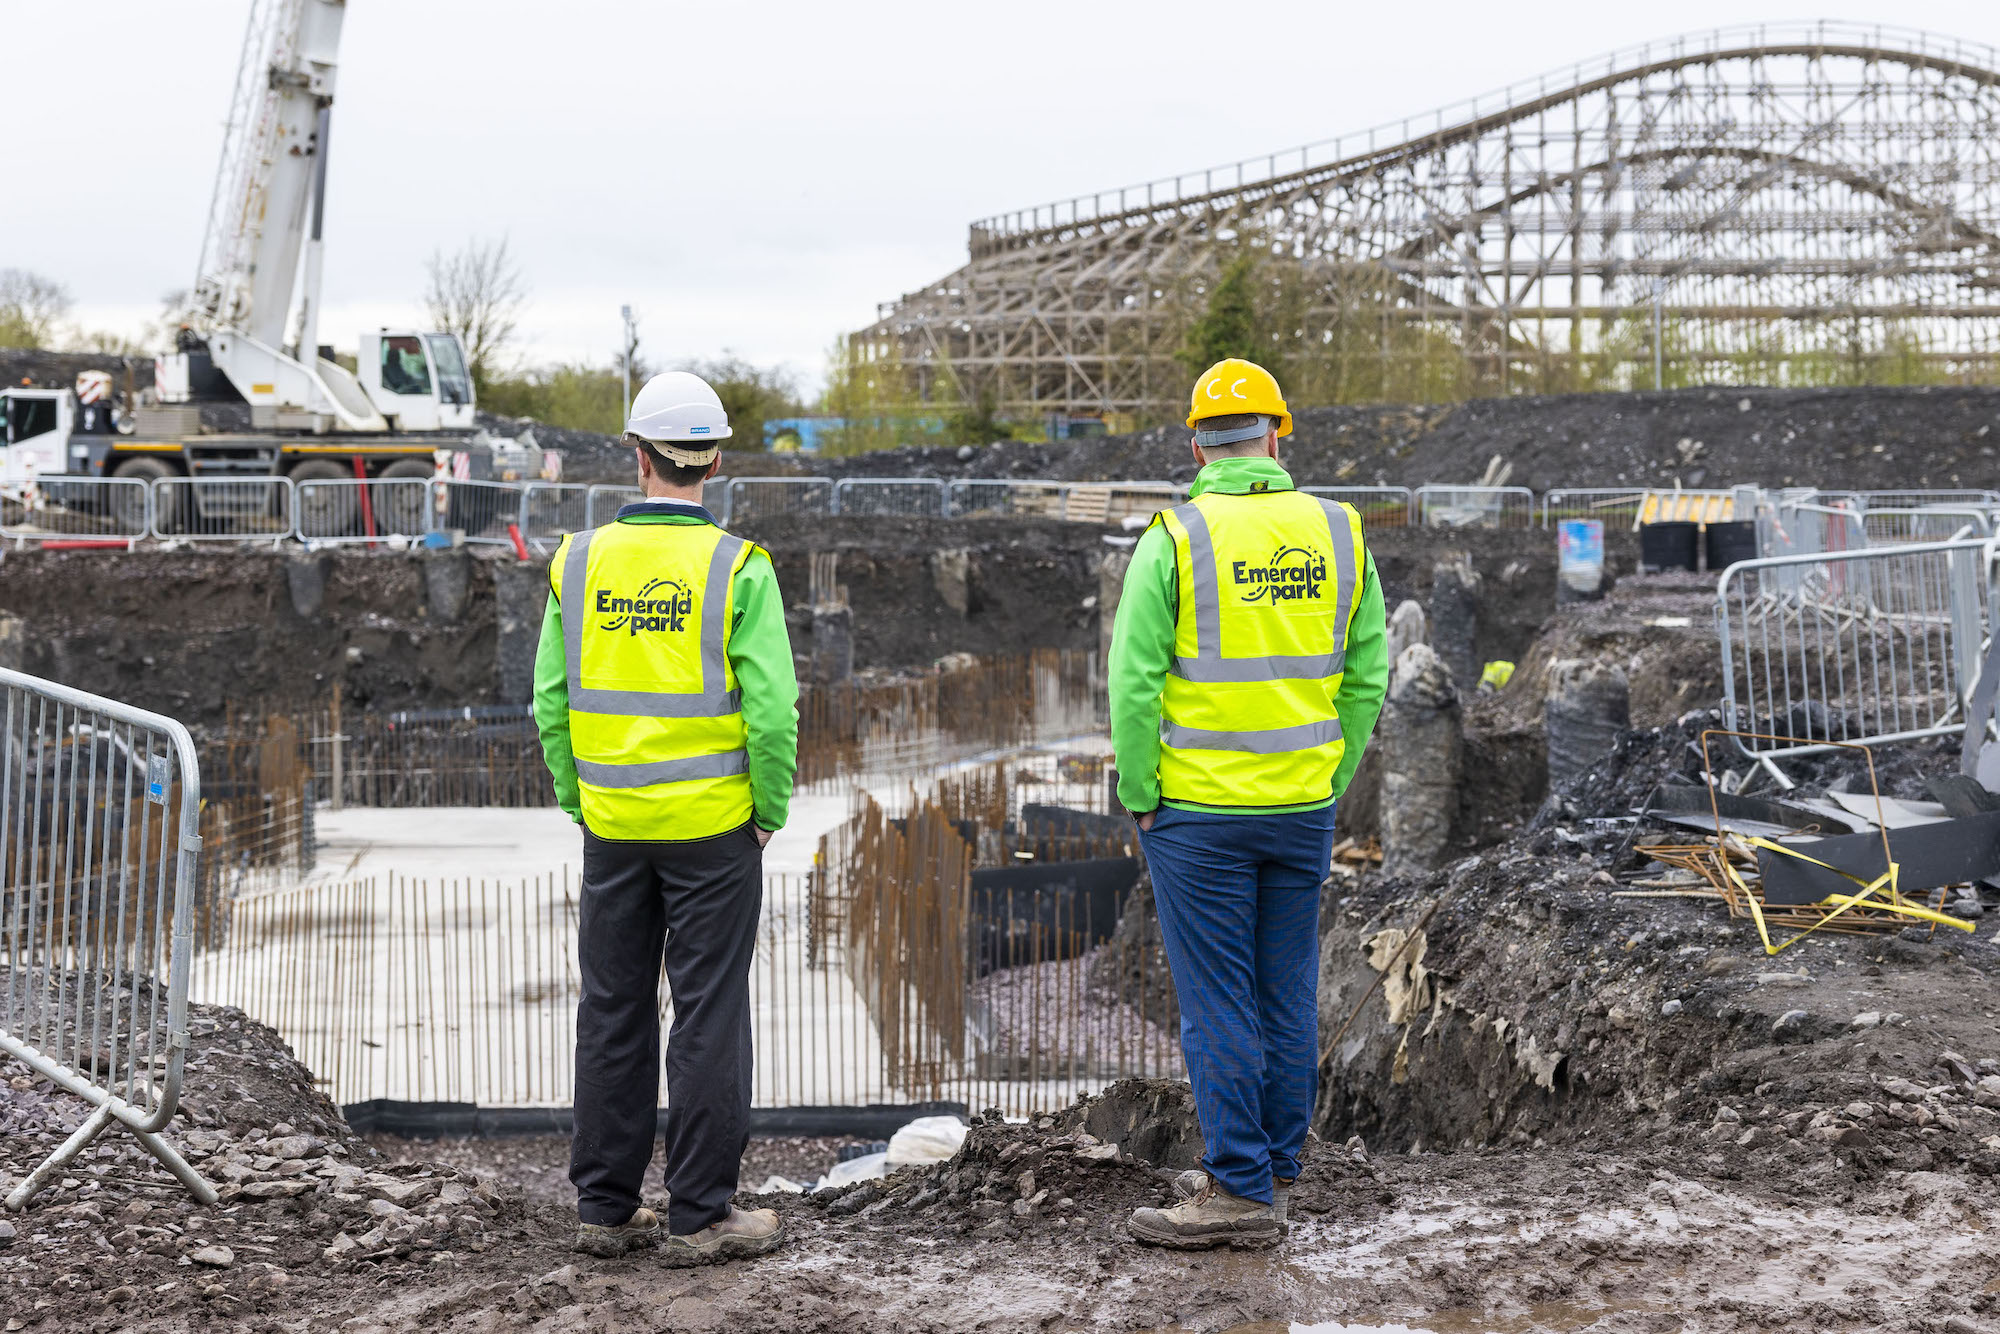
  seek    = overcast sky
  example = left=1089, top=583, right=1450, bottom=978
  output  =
left=11, top=3, right=2000, bottom=397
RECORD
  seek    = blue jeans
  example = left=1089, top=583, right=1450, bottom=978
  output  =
left=1138, top=803, right=1336, bottom=1205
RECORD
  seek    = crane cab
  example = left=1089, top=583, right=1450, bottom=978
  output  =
left=1, top=387, right=74, bottom=483
left=357, top=331, right=477, bottom=432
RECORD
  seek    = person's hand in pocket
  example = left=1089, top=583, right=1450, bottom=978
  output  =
left=755, top=826, right=773, bottom=848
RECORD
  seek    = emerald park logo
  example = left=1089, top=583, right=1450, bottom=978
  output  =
left=1233, top=546, right=1326, bottom=603
left=596, top=578, right=693, bottom=634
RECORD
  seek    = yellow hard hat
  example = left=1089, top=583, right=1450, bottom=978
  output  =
left=1186, top=358, right=1292, bottom=438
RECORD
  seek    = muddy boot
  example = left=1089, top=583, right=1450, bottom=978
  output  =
left=574, top=1206, right=661, bottom=1258
left=661, top=1206, right=785, bottom=1267
left=1129, top=1182, right=1278, bottom=1250
left=1173, top=1170, right=1293, bottom=1226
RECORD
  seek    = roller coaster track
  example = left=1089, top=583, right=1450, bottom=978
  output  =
left=859, top=23, right=2000, bottom=421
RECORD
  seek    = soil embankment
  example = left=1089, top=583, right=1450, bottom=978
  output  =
left=0, top=523, right=1596, bottom=729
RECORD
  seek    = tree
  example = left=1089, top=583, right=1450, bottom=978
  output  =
left=423, top=238, right=526, bottom=390
left=682, top=354, right=802, bottom=451
left=0, top=269, right=74, bottom=349
left=1177, top=252, right=1264, bottom=378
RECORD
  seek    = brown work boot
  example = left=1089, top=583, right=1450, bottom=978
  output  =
left=1129, top=1180, right=1278, bottom=1249
left=661, top=1205, right=785, bottom=1267
left=574, top=1205, right=661, bottom=1257
left=1174, top=1169, right=1293, bottom=1225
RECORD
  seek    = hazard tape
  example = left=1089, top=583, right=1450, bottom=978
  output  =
left=1725, top=836, right=1975, bottom=955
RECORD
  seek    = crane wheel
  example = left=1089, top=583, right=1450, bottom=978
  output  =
left=111, top=456, right=181, bottom=534
left=289, top=460, right=361, bottom=538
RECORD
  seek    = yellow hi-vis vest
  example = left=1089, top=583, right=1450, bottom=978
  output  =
left=550, top=520, right=757, bottom=841
left=1155, top=489, right=1366, bottom=807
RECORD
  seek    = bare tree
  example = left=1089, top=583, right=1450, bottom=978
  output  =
left=423, top=238, right=526, bottom=387
left=0, top=269, right=74, bottom=349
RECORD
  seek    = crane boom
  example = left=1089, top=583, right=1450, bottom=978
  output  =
left=190, top=0, right=342, bottom=348
left=160, top=0, right=475, bottom=436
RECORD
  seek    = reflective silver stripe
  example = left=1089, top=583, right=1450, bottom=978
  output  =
left=1170, top=503, right=1221, bottom=658
left=559, top=525, right=745, bottom=718
left=1169, top=493, right=1357, bottom=682
left=565, top=686, right=741, bottom=716
left=1315, top=497, right=1359, bottom=645
left=1171, top=650, right=1346, bottom=683
left=702, top=535, right=746, bottom=693
left=1159, top=717, right=1343, bottom=753
left=574, top=750, right=749, bottom=788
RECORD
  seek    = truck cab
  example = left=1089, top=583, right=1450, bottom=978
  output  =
left=357, top=331, right=476, bottom=432
left=1, top=387, right=74, bottom=483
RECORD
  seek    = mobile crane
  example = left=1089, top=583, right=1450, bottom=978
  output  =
left=1, top=0, right=486, bottom=534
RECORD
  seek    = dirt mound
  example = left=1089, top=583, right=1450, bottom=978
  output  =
left=0, top=1000, right=543, bottom=1330
left=1319, top=773, right=2000, bottom=1201
left=752, top=384, right=2000, bottom=492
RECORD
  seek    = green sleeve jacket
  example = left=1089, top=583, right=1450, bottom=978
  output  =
left=532, top=504, right=800, bottom=831
left=1107, top=455, right=1390, bottom=816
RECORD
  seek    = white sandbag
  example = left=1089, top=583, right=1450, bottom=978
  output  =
left=886, top=1115, right=968, bottom=1167
left=819, top=1150, right=888, bottom=1188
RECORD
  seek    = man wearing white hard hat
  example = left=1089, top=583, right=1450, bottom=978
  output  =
left=534, top=371, right=799, bottom=1264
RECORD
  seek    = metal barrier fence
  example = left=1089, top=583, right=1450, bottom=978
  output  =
left=1856, top=489, right=2000, bottom=510
left=1716, top=538, right=1988, bottom=759
left=151, top=476, right=295, bottom=544
left=295, top=477, right=432, bottom=544
left=1, top=476, right=151, bottom=546
left=433, top=478, right=525, bottom=546
left=1540, top=488, right=1650, bottom=528
left=1414, top=484, right=1536, bottom=529
left=1302, top=485, right=1413, bottom=528
left=585, top=484, right=643, bottom=526
left=1756, top=501, right=1868, bottom=566
left=519, top=482, right=589, bottom=554
left=0, top=668, right=216, bottom=1208
left=1861, top=507, right=1993, bottom=546
left=833, top=477, right=947, bottom=517
left=727, top=477, right=834, bottom=523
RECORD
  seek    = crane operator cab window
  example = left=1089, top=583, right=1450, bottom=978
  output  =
left=379, top=336, right=433, bottom=397
left=425, top=334, right=473, bottom=406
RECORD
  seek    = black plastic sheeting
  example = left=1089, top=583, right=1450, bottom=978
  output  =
left=1755, top=810, right=2000, bottom=905
left=970, top=856, right=1139, bottom=975
left=341, top=1099, right=969, bottom=1141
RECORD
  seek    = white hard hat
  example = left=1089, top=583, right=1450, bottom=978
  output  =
left=626, top=371, right=731, bottom=464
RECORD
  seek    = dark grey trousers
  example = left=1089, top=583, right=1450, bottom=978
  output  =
left=570, top=820, right=762, bottom=1233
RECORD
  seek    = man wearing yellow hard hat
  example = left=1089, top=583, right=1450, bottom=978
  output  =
left=1110, top=357, right=1388, bottom=1248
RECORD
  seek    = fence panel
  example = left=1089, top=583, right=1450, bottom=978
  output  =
left=1540, top=487, right=1651, bottom=529
left=1, top=476, right=150, bottom=545
left=1755, top=501, right=1867, bottom=568
left=433, top=479, right=526, bottom=546
left=949, top=480, right=1065, bottom=518
left=1862, top=507, right=1992, bottom=546
left=1302, top=485, right=1413, bottom=529
left=519, top=482, right=590, bottom=554
left=1414, top=484, right=1535, bottom=529
left=586, top=484, right=643, bottom=527
left=1716, top=538, right=1988, bottom=759
left=833, top=477, right=947, bottom=517
left=726, top=477, right=833, bottom=523
left=295, top=478, right=433, bottom=544
left=703, top=477, right=732, bottom=524
left=1857, top=489, right=2000, bottom=511
left=150, top=476, right=295, bottom=543
left=0, top=667, right=217, bottom=1208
